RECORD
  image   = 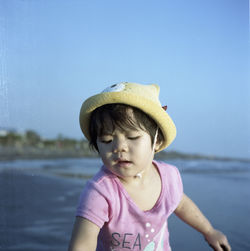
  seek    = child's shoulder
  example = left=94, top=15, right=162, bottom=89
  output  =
left=86, top=165, right=118, bottom=191
left=153, top=160, right=181, bottom=180
left=90, top=165, right=114, bottom=181
left=153, top=160, right=179, bottom=172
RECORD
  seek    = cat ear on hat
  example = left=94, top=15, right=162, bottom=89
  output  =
left=162, top=105, right=167, bottom=111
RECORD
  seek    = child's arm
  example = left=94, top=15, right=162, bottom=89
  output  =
left=174, top=194, right=231, bottom=251
left=68, top=216, right=100, bottom=251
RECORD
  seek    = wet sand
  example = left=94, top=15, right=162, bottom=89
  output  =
left=0, top=166, right=249, bottom=250
left=0, top=169, right=83, bottom=251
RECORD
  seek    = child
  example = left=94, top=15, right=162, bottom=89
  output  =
left=68, top=82, right=231, bottom=251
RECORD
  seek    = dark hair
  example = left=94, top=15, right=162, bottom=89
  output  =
left=89, top=104, right=164, bottom=152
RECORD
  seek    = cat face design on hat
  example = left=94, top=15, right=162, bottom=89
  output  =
left=102, top=83, right=126, bottom=93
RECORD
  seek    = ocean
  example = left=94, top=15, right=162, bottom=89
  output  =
left=0, top=158, right=249, bottom=250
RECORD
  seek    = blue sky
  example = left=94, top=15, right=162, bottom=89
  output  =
left=0, top=0, right=249, bottom=158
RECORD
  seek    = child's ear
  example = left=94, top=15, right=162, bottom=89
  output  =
left=154, top=140, right=162, bottom=152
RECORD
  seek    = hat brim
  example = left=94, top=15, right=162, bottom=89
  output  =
left=79, top=91, right=176, bottom=152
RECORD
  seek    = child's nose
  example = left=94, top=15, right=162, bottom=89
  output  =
left=112, top=137, right=128, bottom=152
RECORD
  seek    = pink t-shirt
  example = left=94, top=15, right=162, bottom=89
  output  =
left=76, top=160, right=183, bottom=251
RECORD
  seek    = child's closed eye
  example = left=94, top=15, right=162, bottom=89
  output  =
left=102, top=140, right=112, bottom=144
left=127, top=135, right=141, bottom=140
left=98, top=136, right=113, bottom=144
left=100, top=139, right=112, bottom=144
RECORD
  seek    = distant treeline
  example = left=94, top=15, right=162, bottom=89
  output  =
left=0, top=130, right=97, bottom=160
left=0, top=130, right=84, bottom=148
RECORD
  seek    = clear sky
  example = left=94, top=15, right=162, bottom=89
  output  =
left=0, top=0, right=249, bottom=158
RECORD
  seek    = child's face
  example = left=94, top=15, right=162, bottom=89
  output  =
left=96, top=112, right=159, bottom=180
left=97, top=126, right=156, bottom=180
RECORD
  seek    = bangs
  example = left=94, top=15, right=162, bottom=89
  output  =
left=92, top=104, right=145, bottom=136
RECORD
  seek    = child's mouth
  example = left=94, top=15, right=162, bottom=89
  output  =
left=116, top=160, right=132, bottom=166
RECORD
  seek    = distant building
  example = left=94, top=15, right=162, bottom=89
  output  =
left=0, top=127, right=17, bottom=137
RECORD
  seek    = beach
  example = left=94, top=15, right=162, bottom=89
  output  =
left=0, top=169, right=82, bottom=251
left=0, top=158, right=250, bottom=251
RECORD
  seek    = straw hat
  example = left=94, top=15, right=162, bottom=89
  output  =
left=79, top=82, right=176, bottom=152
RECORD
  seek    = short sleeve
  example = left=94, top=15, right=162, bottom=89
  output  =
left=161, top=162, right=183, bottom=214
left=76, top=180, right=110, bottom=228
